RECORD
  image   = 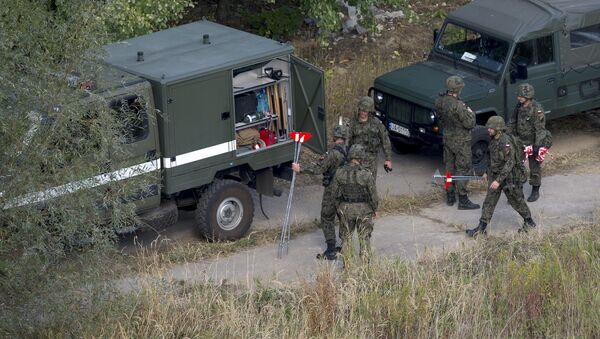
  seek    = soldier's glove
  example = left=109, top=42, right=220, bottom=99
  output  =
left=532, top=145, right=541, bottom=156
left=384, top=164, right=392, bottom=173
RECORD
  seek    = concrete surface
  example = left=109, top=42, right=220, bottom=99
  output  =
left=119, top=172, right=600, bottom=291
left=117, top=128, right=600, bottom=290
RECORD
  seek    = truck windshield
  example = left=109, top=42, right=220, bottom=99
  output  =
left=435, top=22, right=509, bottom=75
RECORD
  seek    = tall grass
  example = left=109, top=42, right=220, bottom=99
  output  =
left=6, top=221, right=598, bottom=338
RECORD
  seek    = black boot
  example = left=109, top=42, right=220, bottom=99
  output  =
left=458, top=195, right=480, bottom=210
left=446, top=191, right=456, bottom=206
left=466, top=221, right=487, bottom=237
left=317, top=241, right=337, bottom=260
left=518, top=217, right=536, bottom=233
left=527, top=186, right=540, bottom=202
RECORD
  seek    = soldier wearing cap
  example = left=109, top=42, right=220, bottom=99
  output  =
left=507, top=83, right=550, bottom=202
left=330, top=144, right=378, bottom=261
left=466, top=116, right=536, bottom=236
left=348, top=96, right=392, bottom=179
left=292, top=124, right=349, bottom=260
left=434, top=75, right=480, bottom=210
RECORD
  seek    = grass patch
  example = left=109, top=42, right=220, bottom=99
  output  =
left=379, top=188, right=443, bottom=215
left=5, top=220, right=599, bottom=337
left=131, top=221, right=320, bottom=268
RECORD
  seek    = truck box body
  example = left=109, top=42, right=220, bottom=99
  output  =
left=104, top=21, right=327, bottom=198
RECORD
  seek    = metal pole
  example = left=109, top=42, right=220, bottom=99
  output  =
left=278, top=137, right=301, bottom=258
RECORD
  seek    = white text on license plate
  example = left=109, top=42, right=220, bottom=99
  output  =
left=388, top=122, right=410, bottom=137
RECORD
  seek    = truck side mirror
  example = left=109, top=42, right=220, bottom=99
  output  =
left=510, top=61, right=528, bottom=83
left=433, top=29, right=439, bottom=44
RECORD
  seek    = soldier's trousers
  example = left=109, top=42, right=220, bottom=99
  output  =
left=320, top=185, right=337, bottom=243
left=363, top=154, right=378, bottom=179
left=338, top=202, right=374, bottom=258
left=528, top=154, right=542, bottom=186
left=444, top=143, right=472, bottom=196
left=480, top=181, right=531, bottom=224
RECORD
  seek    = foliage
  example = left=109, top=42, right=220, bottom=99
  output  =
left=243, top=6, right=303, bottom=40
left=300, top=0, right=412, bottom=41
left=0, top=0, right=151, bottom=300
left=102, top=0, right=195, bottom=40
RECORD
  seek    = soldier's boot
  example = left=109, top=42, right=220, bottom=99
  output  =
left=446, top=191, right=456, bottom=206
left=518, top=217, right=536, bottom=233
left=458, top=195, right=480, bottom=210
left=316, top=240, right=337, bottom=260
left=466, top=221, right=487, bottom=237
left=527, top=186, right=540, bottom=202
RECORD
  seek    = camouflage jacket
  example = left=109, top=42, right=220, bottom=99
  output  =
left=488, top=132, right=525, bottom=185
left=301, top=144, right=347, bottom=186
left=331, top=163, right=378, bottom=212
left=434, top=94, right=476, bottom=146
left=507, top=100, right=547, bottom=146
left=348, top=116, right=392, bottom=161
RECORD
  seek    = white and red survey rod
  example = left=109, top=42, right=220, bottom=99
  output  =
left=432, top=169, right=484, bottom=189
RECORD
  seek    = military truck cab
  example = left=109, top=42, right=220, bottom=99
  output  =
left=102, top=21, right=327, bottom=240
left=371, top=0, right=600, bottom=173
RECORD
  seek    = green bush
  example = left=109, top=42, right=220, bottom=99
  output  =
left=0, top=0, right=151, bottom=303
left=244, top=6, right=303, bottom=40
left=103, top=0, right=195, bottom=40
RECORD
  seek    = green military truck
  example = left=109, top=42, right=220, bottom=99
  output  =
left=371, top=0, right=600, bottom=173
left=104, top=20, right=327, bottom=240
left=5, top=21, right=327, bottom=241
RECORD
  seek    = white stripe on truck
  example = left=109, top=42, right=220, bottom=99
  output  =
left=2, top=159, right=160, bottom=209
left=161, top=140, right=236, bottom=169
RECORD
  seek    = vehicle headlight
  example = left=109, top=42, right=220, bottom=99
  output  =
left=429, top=110, right=436, bottom=122
left=375, top=92, right=384, bottom=104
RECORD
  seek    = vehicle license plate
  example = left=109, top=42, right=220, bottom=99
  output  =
left=388, top=122, right=410, bottom=137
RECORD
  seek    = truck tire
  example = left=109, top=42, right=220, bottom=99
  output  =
left=196, top=179, right=254, bottom=241
left=471, top=125, right=490, bottom=176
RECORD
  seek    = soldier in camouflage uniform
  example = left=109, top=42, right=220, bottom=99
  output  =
left=434, top=76, right=480, bottom=210
left=466, top=116, right=536, bottom=236
left=292, top=125, right=349, bottom=260
left=507, top=83, right=550, bottom=202
left=348, top=96, right=393, bottom=179
left=330, top=144, right=378, bottom=261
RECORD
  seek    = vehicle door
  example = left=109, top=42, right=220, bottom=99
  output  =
left=167, top=70, right=235, bottom=177
left=109, top=82, right=161, bottom=213
left=290, top=56, right=327, bottom=154
left=506, top=34, right=558, bottom=118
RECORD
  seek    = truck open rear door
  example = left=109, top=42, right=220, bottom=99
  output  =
left=291, top=56, right=327, bottom=154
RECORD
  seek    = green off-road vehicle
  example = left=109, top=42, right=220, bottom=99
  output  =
left=4, top=20, right=327, bottom=240
left=371, top=0, right=600, bottom=173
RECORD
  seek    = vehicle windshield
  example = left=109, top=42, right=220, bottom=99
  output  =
left=435, top=22, right=509, bottom=74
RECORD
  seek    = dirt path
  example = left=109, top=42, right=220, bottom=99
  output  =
left=123, top=114, right=600, bottom=249
left=117, top=119, right=599, bottom=290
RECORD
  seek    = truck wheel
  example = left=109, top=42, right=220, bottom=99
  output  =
left=196, top=179, right=254, bottom=241
left=471, top=125, right=490, bottom=176
left=391, top=139, right=422, bottom=154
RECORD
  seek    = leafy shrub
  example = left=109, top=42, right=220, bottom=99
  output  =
left=244, top=6, right=303, bottom=40
left=103, top=0, right=195, bottom=40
